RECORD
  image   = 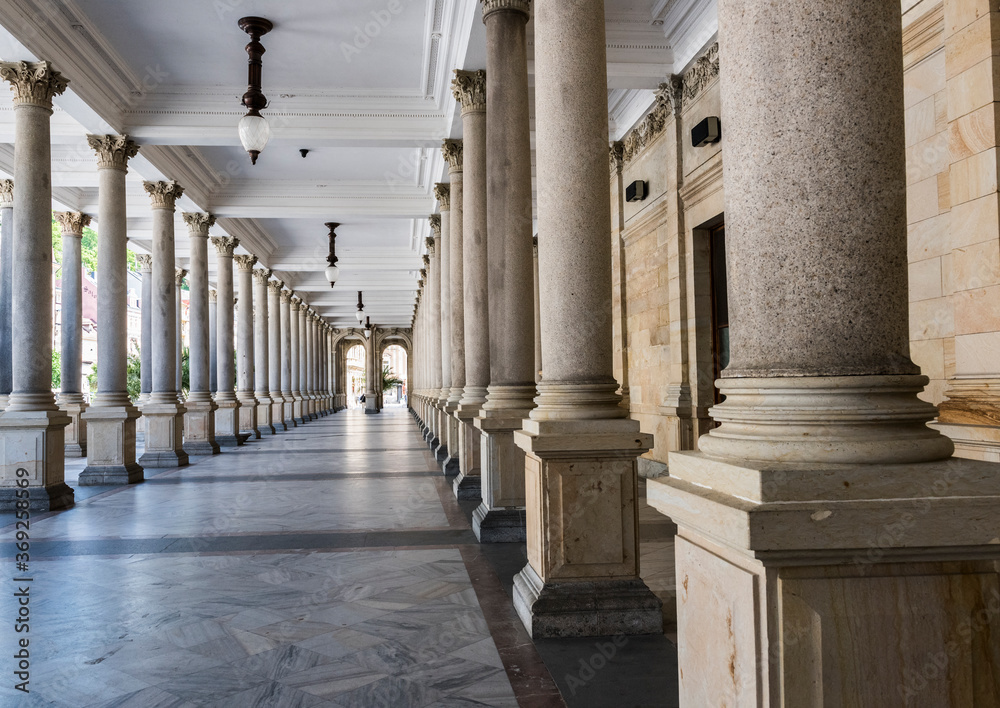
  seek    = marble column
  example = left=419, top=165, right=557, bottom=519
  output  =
left=55, top=211, right=90, bottom=458
left=0, top=179, right=13, bottom=412
left=290, top=297, right=304, bottom=424
left=647, top=1, right=1000, bottom=703
left=510, top=0, right=659, bottom=638
left=174, top=269, right=187, bottom=403
left=137, top=181, right=188, bottom=468
left=234, top=254, right=258, bottom=439
left=280, top=289, right=296, bottom=427
left=425, top=231, right=442, bottom=448
left=300, top=303, right=314, bottom=422
left=473, top=1, right=537, bottom=543
left=253, top=267, right=275, bottom=434
left=211, top=236, right=242, bottom=446
left=180, top=213, right=219, bottom=455
left=442, top=141, right=465, bottom=476
left=433, top=191, right=451, bottom=459
left=365, top=327, right=378, bottom=414
left=268, top=279, right=286, bottom=430
left=138, top=254, right=153, bottom=413
left=209, top=289, right=217, bottom=393
left=306, top=310, right=317, bottom=419
left=452, top=70, right=487, bottom=500
left=0, top=62, right=72, bottom=510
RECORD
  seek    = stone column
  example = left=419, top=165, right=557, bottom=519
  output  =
left=180, top=213, right=219, bottom=455
left=209, top=289, right=217, bottom=394
left=426, top=231, right=443, bottom=448
left=55, top=211, right=90, bottom=458
left=452, top=69, right=487, bottom=500
left=509, top=0, right=659, bottom=638
left=433, top=185, right=453, bottom=462
left=138, top=254, right=153, bottom=410
left=280, top=289, right=296, bottom=427
left=253, top=267, right=274, bottom=434
left=211, top=236, right=242, bottom=446
left=174, top=269, right=187, bottom=403
left=306, top=310, right=317, bottom=418
left=533, top=236, right=541, bottom=381
left=0, top=179, right=13, bottom=412
left=290, top=296, right=304, bottom=424
left=365, top=326, right=379, bottom=414
left=441, top=141, right=465, bottom=476
left=234, top=254, right=259, bottom=439
left=473, top=1, right=538, bottom=543
left=644, top=1, right=1000, bottom=704
left=268, top=279, right=286, bottom=430
left=137, top=181, right=188, bottom=468
left=317, top=320, right=326, bottom=414
left=301, top=304, right=315, bottom=421
left=0, top=62, right=73, bottom=510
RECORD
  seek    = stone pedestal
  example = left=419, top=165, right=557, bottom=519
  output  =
left=79, top=406, right=143, bottom=484
left=183, top=398, right=219, bottom=455
left=0, top=410, right=74, bottom=510
left=441, top=401, right=460, bottom=476
left=214, top=400, right=242, bottom=447
left=512, top=419, right=660, bottom=637
left=58, top=394, right=87, bottom=458
left=452, top=409, right=481, bottom=500
left=138, top=400, right=188, bottom=468
left=473, top=407, right=531, bottom=543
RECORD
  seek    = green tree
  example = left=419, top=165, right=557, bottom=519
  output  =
left=126, top=351, right=141, bottom=402
left=381, top=363, right=402, bottom=393
left=87, top=362, right=98, bottom=394
left=181, top=346, right=191, bottom=395
left=51, top=350, right=61, bottom=390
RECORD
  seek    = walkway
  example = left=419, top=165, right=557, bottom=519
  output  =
left=1, top=408, right=678, bottom=707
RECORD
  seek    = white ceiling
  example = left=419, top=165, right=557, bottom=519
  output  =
left=0, top=0, right=716, bottom=327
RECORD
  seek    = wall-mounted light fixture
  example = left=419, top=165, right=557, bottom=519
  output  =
left=692, top=116, right=721, bottom=148
left=625, top=180, right=647, bottom=202
left=324, top=222, right=339, bottom=288
left=237, top=16, right=273, bottom=165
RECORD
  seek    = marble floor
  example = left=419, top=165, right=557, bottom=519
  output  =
left=1, top=406, right=678, bottom=707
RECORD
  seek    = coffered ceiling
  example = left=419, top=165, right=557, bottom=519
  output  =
left=0, top=0, right=716, bottom=327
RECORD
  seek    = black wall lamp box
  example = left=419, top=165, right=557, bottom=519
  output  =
left=626, top=180, right=647, bottom=202
left=692, top=116, right=721, bottom=147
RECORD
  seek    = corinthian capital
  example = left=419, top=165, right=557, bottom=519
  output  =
left=291, top=296, right=302, bottom=308
left=481, top=0, right=530, bottom=21
left=609, top=141, right=624, bottom=175
left=268, top=279, right=284, bottom=294
left=280, top=289, right=293, bottom=304
left=0, top=61, right=68, bottom=110
left=0, top=179, right=11, bottom=209
left=174, top=268, right=187, bottom=286
left=441, top=140, right=463, bottom=173
left=422, top=254, right=430, bottom=267
left=252, top=268, right=272, bottom=285
left=428, top=214, right=441, bottom=237
left=54, top=211, right=91, bottom=235
left=143, top=181, right=185, bottom=210
left=234, top=254, right=258, bottom=271
left=452, top=70, right=486, bottom=114
left=182, top=212, right=216, bottom=235
left=433, top=184, right=450, bottom=212
left=211, top=236, right=239, bottom=256
left=87, top=134, right=140, bottom=171
left=209, top=289, right=217, bottom=304
left=136, top=253, right=153, bottom=272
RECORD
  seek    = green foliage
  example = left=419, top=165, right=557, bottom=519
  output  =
left=126, top=351, right=141, bottom=402
left=87, top=363, right=98, bottom=394
left=51, top=350, right=60, bottom=390
left=51, top=213, right=140, bottom=274
left=181, top=347, right=191, bottom=395
left=381, top=363, right=402, bottom=393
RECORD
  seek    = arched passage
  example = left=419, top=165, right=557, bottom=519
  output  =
left=345, top=342, right=366, bottom=408
left=380, top=344, right=408, bottom=406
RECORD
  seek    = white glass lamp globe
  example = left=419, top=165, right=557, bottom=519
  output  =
left=325, top=264, right=339, bottom=287
left=355, top=309, right=365, bottom=323
left=238, top=113, right=270, bottom=164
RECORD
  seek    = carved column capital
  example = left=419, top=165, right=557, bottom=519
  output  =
left=234, top=254, right=258, bottom=271
left=0, top=179, right=12, bottom=209
left=609, top=141, right=624, bottom=175
left=54, top=211, right=91, bottom=235
left=87, top=134, right=139, bottom=171
left=209, top=288, right=217, bottom=303
left=252, top=268, right=272, bottom=285
left=452, top=69, right=486, bottom=114
left=280, top=289, right=293, bottom=304
left=174, top=268, right=187, bottom=286
left=182, top=212, right=216, bottom=235
left=0, top=60, right=68, bottom=110
left=291, top=296, right=302, bottom=308
left=433, top=184, right=450, bottom=212
left=268, top=279, right=284, bottom=294
left=143, top=180, right=185, bottom=210
left=136, top=253, right=153, bottom=272
left=481, top=0, right=530, bottom=21
left=441, top=140, right=463, bottom=173
left=211, top=236, right=239, bottom=256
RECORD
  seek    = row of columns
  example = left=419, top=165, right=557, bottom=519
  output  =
left=0, top=59, right=338, bottom=509
left=409, top=0, right=659, bottom=640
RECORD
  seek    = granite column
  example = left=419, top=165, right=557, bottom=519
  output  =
left=442, top=141, right=465, bottom=476
left=253, top=268, right=274, bottom=434
left=55, top=211, right=90, bottom=458
left=268, top=280, right=286, bottom=430
left=234, top=254, right=258, bottom=439
left=211, top=237, right=242, bottom=446
left=174, top=269, right=186, bottom=402
left=280, top=290, right=296, bottom=427
left=290, top=297, right=304, bottom=424
left=0, top=179, right=11, bottom=412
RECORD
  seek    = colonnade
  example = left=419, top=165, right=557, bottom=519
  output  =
left=0, top=60, right=338, bottom=509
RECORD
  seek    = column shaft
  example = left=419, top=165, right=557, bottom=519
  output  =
left=253, top=268, right=274, bottom=434
left=290, top=298, right=303, bottom=423
left=281, top=290, right=295, bottom=426
left=209, top=290, right=217, bottom=393
left=56, top=213, right=89, bottom=458
left=181, top=213, right=219, bottom=455
left=212, top=237, right=242, bottom=446
left=235, top=254, right=258, bottom=438
left=0, top=181, right=11, bottom=410
left=269, top=281, right=286, bottom=430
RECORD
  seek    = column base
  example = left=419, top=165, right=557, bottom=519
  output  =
left=647, top=451, right=1000, bottom=706
left=452, top=471, right=481, bottom=500
left=513, top=564, right=663, bottom=639
left=0, top=409, right=73, bottom=510
left=138, top=401, right=189, bottom=468
left=472, top=504, right=525, bottom=543
left=214, top=398, right=243, bottom=447
left=270, top=399, right=286, bottom=432
left=184, top=398, right=220, bottom=456
left=58, top=397, right=87, bottom=458
left=238, top=393, right=259, bottom=439
left=81, top=404, right=143, bottom=485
